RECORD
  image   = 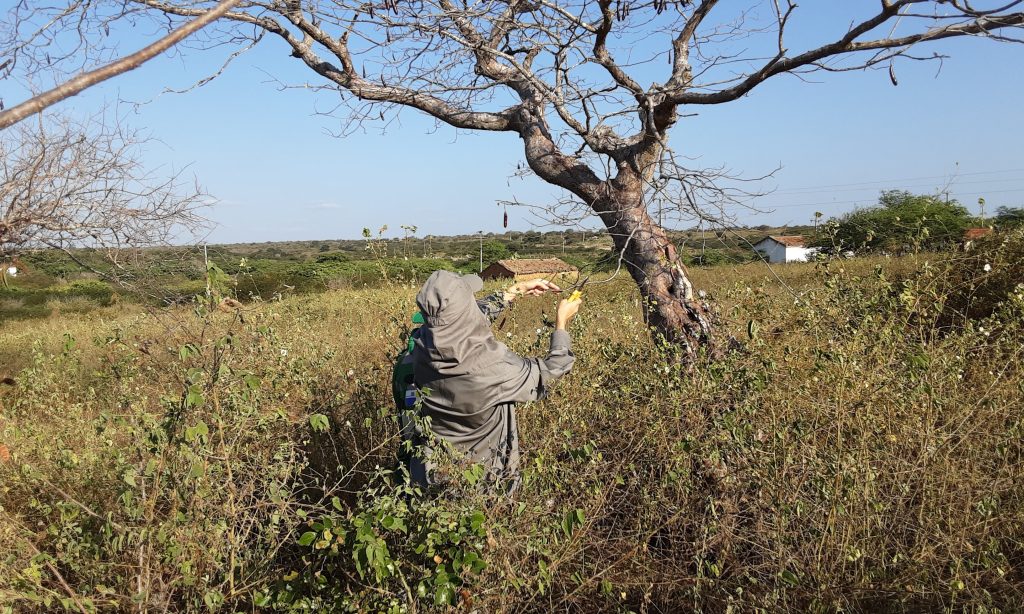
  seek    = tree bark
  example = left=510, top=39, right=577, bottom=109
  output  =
left=601, top=190, right=719, bottom=361
left=513, top=107, right=719, bottom=360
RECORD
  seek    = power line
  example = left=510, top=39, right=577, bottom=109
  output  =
left=770, top=167, right=1024, bottom=194
left=769, top=175, right=1024, bottom=197
left=734, top=187, right=1024, bottom=213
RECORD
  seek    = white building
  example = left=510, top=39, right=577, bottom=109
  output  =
left=753, top=235, right=817, bottom=263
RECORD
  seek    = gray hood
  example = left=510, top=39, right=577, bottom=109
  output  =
left=413, top=270, right=508, bottom=376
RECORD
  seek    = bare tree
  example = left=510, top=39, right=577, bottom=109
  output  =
left=0, top=113, right=206, bottom=268
left=7, top=1, right=1022, bottom=357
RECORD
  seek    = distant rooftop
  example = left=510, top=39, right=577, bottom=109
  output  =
left=757, top=235, right=807, bottom=248
left=493, top=258, right=577, bottom=274
left=963, top=228, right=993, bottom=240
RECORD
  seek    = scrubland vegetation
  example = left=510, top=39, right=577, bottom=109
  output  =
left=1, top=223, right=814, bottom=323
left=2, top=231, right=1023, bottom=612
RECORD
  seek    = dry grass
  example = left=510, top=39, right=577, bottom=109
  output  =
left=1, top=247, right=1022, bottom=612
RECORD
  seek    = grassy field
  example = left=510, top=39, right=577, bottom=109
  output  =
left=1, top=224, right=813, bottom=322
left=1, top=234, right=1023, bottom=612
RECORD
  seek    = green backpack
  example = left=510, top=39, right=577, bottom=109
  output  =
left=392, top=312, right=425, bottom=463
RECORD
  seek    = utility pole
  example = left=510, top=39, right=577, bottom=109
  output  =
left=203, top=244, right=212, bottom=309
left=478, top=231, right=483, bottom=272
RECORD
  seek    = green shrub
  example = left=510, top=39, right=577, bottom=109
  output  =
left=994, top=206, right=1024, bottom=229
left=271, top=469, right=489, bottom=610
left=480, top=240, right=509, bottom=264
left=916, top=228, right=1024, bottom=331
left=821, top=190, right=975, bottom=253
left=689, top=247, right=729, bottom=266
left=0, top=281, right=116, bottom=319
left=55, top=280, right=116, bottom=304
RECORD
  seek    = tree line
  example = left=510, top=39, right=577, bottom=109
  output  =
left=818, top=190, right=1023, bottom=254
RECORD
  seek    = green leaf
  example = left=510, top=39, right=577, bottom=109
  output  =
left=203, top=590, right=223, bottom=608
left=780, top=569, right=799, bottom=586
left=561, top=508, right=585, bottom=538
left=469, top=510, right=485, bottom=532
left=184, top=420, right=209, bottom=443
left=297, top=531, right=317, bottom=546
left=462, top=463, right=485, bottom=486
left=178, top=343, right=198, bottom=360
left=188, top=463, right=205, bottom=479
left=243, top=373, right=261, bottom=390
left=309, top=413, right=329, bottom=433
left=434, top=584, right=454, bottom=606
left=185, top=385, right=204, bottom=408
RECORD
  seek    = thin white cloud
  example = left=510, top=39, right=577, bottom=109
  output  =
left=308, top=202, right=344, bottom=210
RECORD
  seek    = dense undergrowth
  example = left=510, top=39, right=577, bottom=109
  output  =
left=1, top=233, right=1023, bottom=612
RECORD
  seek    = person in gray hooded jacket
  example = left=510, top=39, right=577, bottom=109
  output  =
left=408, top=270, right=581, bottom=492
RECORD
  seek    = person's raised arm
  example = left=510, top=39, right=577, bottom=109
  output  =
left=477, top=278, right=562, bottom=322
left=543, top=295, right=581, bottom=382
left=555, top=295, right=581, bottom=332
left=501, top=294, right=582, bottom=403
left=503, top=278, right=561, bottom=302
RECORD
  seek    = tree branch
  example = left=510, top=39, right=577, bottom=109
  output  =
left=667, top=0, right=719, bottom=92
left=0, top=0, right=243, bottom=130
left=673, top=5, right=1024, bottom=104
left=594, top=0, right=645, bottom=95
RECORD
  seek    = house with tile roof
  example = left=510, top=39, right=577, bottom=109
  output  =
left=480, top=258, right=578, bottom=281
left=962, top=227, right=993, bottom=250
left=752, top=235, right=817, bottom=263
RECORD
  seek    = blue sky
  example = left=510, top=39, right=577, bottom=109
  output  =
left=24, top=4, right=1024, bottom=243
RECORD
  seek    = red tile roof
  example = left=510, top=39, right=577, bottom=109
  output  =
left=764, top=235, right=806, bottom=247
left=493, top=258, right=577, bottom=274
left=963, top=228, right=992, bottom=240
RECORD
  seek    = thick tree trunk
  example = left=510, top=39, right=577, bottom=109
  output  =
left=600, top=193, right=720, bottom=361
left=512, top=108, right=719, bottom=359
